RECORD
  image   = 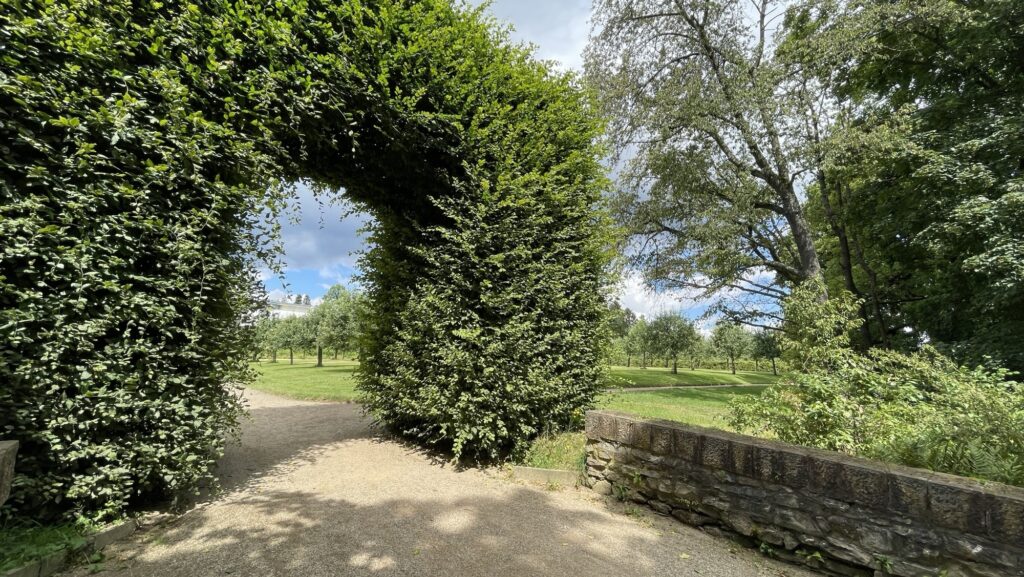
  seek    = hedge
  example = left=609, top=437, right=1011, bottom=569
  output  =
left=0, top=0, right=610, bottom=520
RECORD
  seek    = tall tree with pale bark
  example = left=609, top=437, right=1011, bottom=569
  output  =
left=586, top=0, right=829, bottom=329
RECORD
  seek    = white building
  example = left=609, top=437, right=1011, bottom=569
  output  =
left=268, top=299, right=313, bottom=319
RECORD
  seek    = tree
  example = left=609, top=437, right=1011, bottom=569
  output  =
left=624, top=319, right=648, bottom=367
left=752, top=329, right=782, bottom=375
left=254, top=317, right=281, bottom=362
left=315, top=285, right=362, bottom=365
left=783, top=0, right=1024, bottom=371
left=587, top=0, right=828, bottom=328
left=648, top=313, right=699, bottom=374
left=302, top=294, right=312, bottom=306
left=608, top=301, right=637, bottom=339
left=712, top=323, right=752, bottom=374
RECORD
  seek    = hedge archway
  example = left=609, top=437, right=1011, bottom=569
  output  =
left=0, top=0, right=610, bottom=520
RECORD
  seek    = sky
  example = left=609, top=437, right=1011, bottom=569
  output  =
left=265, top=0, right=705, bottom=320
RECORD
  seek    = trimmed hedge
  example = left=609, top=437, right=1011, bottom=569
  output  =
left=1, top=0, right=610, bottom=519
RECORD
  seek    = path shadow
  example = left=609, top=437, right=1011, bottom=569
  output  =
left=81, top=487, right=807, bottom=577
left=211, top=398, right=375, bottom=496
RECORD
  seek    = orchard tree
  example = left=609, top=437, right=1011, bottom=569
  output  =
left=687, top=334, right=710, bottom=371
left=712, top=323, right=752, bottom=374
left=648, top=313, right=699, bottom=374
left=316, top=285, right=362, bottom=364
left=623, top=318, right=646, bottom=367
left=254, top=317, right=281, bottom=362
left=608, top=301, right=637, bottom=339
left=587, top=0, right=828, bottom=328
left=752, top=329, right=782, bottom=375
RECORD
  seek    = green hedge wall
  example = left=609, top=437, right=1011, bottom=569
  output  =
left=1, top=0, right=610, bottom=520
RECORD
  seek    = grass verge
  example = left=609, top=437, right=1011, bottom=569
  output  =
left=605, top=365, right=781, bottom=388
left=0, top=523, right=85, bottom=573
left=250, top=358, right=360, bottom=402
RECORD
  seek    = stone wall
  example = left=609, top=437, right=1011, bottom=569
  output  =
left=585, top=410, right=1024, bottom=577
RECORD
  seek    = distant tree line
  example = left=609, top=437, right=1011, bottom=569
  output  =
left=607, top=303, right=781, bottom=375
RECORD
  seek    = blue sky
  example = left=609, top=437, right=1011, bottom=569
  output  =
left=265, top=0, right=707, bottom=320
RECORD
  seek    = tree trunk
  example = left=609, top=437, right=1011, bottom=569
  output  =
left=316, top=345, right=323, bottom=367
left=755, top=358, right=759, bottom=371
left=672, top=357, right=677, bottom=374
left=333, top=348, right=338, bottom=360
left=289, top=348, right=293, bottom=365
left=641, top=352, right=647, bottom=369
left=271, top=349, right=277, bottom=363
left=771, top=357, right=777, bottom=376
left=850, top=231, right=892, bottom=349
left=730, top=355, right=736, bottom=374
left=778, top=181, right=823, bottom=287
left=627, top=355, right=631, bottom=368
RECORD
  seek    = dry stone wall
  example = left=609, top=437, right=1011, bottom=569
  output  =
left=585, top=410, right=1024, bottom=577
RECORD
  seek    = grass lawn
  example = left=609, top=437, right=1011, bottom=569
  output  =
left=599, top=386, right=767, bottom=429
left=251, top=357, right=360, bottom=402
left=249, top=360, right=773, bottom=471
left=605, top=365, right=781, bottom=387
left=519, top=387, right=767, bottom=471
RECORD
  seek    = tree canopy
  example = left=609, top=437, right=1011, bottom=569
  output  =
left=588, top=0, right=1024, bottom=372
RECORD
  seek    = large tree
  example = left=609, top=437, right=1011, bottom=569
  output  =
left=587, top=0, right=828, bottom=327
left=786, top=0, right=1024, bottom=370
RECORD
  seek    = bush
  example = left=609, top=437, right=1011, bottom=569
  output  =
left=730, top=347, right=1024, bottom=486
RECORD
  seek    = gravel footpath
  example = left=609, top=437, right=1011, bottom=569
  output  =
left=63, top=389, right=819, bottom=577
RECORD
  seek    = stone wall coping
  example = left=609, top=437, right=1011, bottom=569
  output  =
left=586, top=409, right=1024, bottom=504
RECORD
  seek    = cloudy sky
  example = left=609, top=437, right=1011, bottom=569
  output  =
left=265, top=0, right=703, bottom=320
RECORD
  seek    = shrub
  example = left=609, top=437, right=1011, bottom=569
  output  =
left=730, top=347, right=1024, bottom=486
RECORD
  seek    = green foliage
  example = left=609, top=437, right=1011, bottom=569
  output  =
left=780, top=279, right=864, bottom=370
left=607, top=301, right=637, bottom=339
left=1, top=0, right=610, bottom=520
left=711, top=323, right=753, bottom=374
left=315, top=286, right=363, bottom=355
left=359, top=171, right=613, bottom=460
left=623, top=318, right=649, bottom=367
left=0, top=522, right=85, bottom=572
left=751, top=330, right=782, bottom=374
left=730, top=347, right=1024, bottom=486
left=734, top=278, right=1024, bottom=485
left=784, top=0, right=1024, bottom=370
left=587, top=0, right=825, bottom=327
left=646, top=314, right=698, bottom=373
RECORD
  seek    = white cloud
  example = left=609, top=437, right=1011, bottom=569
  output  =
left=614, top=271, right=709, bottom=321
left=473, top=0, right=591, bottom=71
left=277, top=184, right=370, bottom=271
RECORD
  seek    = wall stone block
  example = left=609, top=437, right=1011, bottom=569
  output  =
left=585, top=410, right=1024, bottom=577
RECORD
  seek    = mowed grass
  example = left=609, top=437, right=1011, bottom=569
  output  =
left=605, top=365, right=781, bottom=387
left=251, top=357, right=360, bottom=402
left=521, top=386, right=769, bottom=470
left=600, top=386, right=767, bottom=429
left=249, top=360, right=773, bottom=470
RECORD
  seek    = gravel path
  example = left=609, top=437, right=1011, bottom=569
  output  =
left=66, top=389, right=819, bottom=577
